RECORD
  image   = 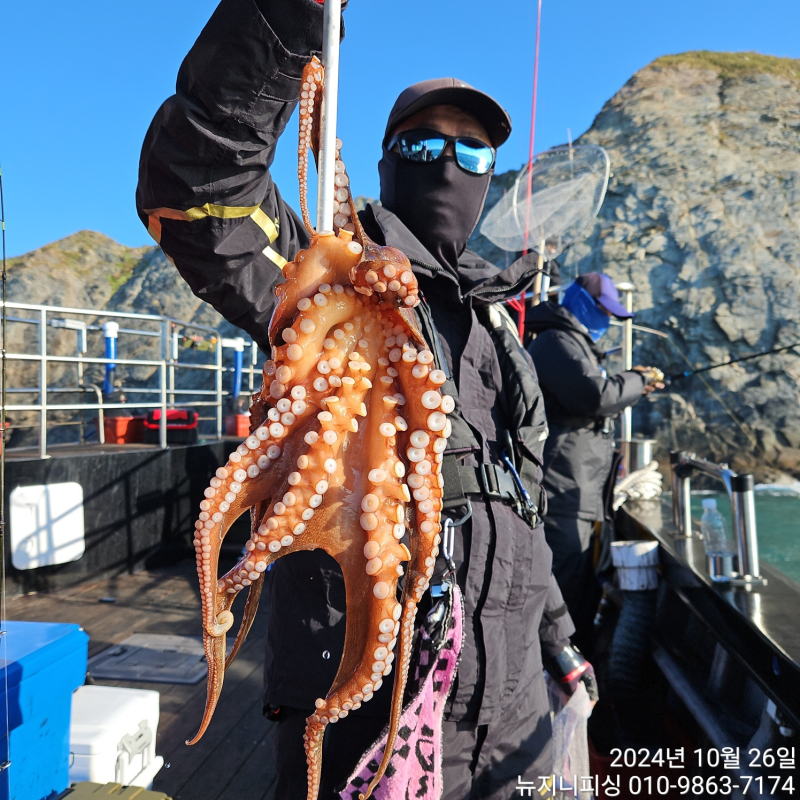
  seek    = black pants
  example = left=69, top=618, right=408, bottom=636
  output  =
left=265, top=678, right=552, bottom=800
left=543, top=514, right=602, bottom=656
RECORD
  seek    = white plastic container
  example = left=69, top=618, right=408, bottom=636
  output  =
left=69, top=685, right=164, bottom=788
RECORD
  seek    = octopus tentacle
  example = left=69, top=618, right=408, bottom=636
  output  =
left=350, top=242, right=420, bottom=309
left=273, top=283, right=363, bottom=380
left=186, top=426, right=294, bottom=745
left=224, top=573, right=263, bottom=669
left=272, top=232, right=364, bottom=340
left=359, top=345, right=449, bottom=800
left=226, top=364, right=369, bottom=569
left=306, top=352, right=411, bottom=721
left=298, top=58, right=324, bottom=234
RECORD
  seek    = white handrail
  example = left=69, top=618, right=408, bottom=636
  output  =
left=0, top=300, right=262, bottom=456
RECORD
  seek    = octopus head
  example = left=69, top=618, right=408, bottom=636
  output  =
left=350, top=240, right=419, bottom=309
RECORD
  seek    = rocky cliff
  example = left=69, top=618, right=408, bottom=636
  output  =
left=9, top=52, right=800, bottom=475
left=471, top=52, right=800, bottom=479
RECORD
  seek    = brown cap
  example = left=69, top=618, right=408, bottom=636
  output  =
left=383, top=78, right=512, bottom=148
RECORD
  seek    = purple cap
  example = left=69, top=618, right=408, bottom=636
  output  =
left=384, top=78, right=512, bottom=148
left=576, top=273, right=633, bottom=319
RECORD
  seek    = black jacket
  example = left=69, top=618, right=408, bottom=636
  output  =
left=527, top=301, right=646, bottom=521
left=136, top=0, right=573, bottom=726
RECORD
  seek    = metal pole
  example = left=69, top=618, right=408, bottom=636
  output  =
left=671, top=458, right=682, bottom=529
left=731, top=473, right=760, bottom=579
left=315, top=0, right=342, bottom=234
left=539, top=272, right=551, bottom=303
left=215, top=336, right=223, bottom=440
left=670, top=451, right=694, bottom=537
left=39, top=308, right=48, bottom=458
left=618, top=283, right=634, bottom=473
left=169, top=328, right=179, bottom=406
left=158, top=320, right=168, bottom=449
left=532, top=269, right=543, bottom=308
left=680, top=476, right=692, bottom=537
left=531, top=238, right=546, bottom=309
left=101, top=321, right=119, bottom=396
left=76, top=330, right=84, bottom=445
left=249, top=339, right=258, bottom=394
left=159, top=362, right=168, bottom=450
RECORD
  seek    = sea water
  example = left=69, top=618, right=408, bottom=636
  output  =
left=689, top=487, right=800, bottom=584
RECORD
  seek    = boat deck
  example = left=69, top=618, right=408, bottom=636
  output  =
left=6, top=559, right=277, bottom=800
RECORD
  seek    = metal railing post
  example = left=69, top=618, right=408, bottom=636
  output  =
left=159, top=319, right=169, bottom=449
left=169, top=327, right=179, bottom=406
left=670, top=451, right=765, bottom=584
left=249, top=339, right=258, bottom=394
left=76, top=327, right=85, bottom=444
left=87, top=384, right=106, bottom=446
left=670, top=450, right=694, bottom=537
left=679, top=475, right=692, bottom=537
left=39, top=308, right=48, bottom=458
left=215, top=335, right=223, bottom=439
left=731, top=474, right=761, bottom=580
left=159, top=361, right=168, bottom=449
left=617, top=282, right=634, bottom=474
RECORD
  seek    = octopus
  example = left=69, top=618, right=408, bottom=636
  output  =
left=187, top=57, right=453, bottom=800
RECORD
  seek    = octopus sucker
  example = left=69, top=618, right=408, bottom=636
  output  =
left=187, top=56, right=452, bottom=800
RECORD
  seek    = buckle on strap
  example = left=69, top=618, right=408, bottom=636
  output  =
left=477, top=463, right=518, bottom=504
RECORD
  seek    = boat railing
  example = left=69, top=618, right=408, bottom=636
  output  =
left=669, top=450, right=765, bottom=584
left=0, top=300, right=262, bottom=457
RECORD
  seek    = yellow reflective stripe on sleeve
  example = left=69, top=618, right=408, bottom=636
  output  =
left=250, top=208, right=287, bottom=268
left=249, top=207, right=279, bottom=242
left=145, top=203, right=260, bottom=222
left=183, top=203, right=261, bottom=221
left=145, top=202, right=286, bottom=266
left=262, top=245, right=288, bottom=269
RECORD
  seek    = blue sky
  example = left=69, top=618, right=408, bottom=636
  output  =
left=2, top=0, right=799, bottom=257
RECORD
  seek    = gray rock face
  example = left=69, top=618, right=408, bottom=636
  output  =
left=9, top=52, right=800, bottom=476
left=470, top=52, right=800, bottom=480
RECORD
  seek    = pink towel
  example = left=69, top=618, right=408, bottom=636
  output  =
left=340, top=585, right=465, bottom=800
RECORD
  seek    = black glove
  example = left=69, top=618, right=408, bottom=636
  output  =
left=545, top=645, right=599, bottom=702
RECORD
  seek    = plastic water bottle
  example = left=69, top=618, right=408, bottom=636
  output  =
left=700, top=498, right=736, bottom=555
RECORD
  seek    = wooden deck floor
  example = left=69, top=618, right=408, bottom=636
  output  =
left=6, top=560, right=277, bottom=800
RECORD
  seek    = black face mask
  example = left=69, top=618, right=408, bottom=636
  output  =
left=378, top=149, right=493, bottom=272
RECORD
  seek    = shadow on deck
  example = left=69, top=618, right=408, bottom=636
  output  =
left=7, top=559, right=277, bottom=800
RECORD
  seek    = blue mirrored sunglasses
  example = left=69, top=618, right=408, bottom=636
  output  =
left=387, top=128, right=496, bottom=175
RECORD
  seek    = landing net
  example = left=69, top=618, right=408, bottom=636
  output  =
left=480, top=144, right=610, bottom=258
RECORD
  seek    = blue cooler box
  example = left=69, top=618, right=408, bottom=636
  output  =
left=0, top=621, right=89, bottom=800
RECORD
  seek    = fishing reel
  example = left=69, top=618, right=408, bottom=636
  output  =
left=634, top=366, right=665, bottom=387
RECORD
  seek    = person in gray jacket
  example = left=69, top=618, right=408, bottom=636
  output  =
left=528, top=273, right=660, bottom=654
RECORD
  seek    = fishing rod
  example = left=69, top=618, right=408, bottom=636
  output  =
left=608, top=322, right=764, bottom=456
left=667, top=341, right=800, bottom=383
left=507, top=0, right=543, bottom=339
left=0, top=166, right=11, bottom=776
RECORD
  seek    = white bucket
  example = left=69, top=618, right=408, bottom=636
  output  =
left=611, top=540, right=659, bottom=590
